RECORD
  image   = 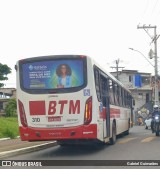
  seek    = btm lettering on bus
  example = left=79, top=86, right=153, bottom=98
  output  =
left=48, top=100, right=80, bottom=115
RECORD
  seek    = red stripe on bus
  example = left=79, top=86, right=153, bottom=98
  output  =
left=110, top=115, right=120, bottom=118
left=99, top=107, right=107, bottom=119
left=110, top=108, right=120, bottom=115
left=110, top=108, right=120, bottom=118
left=19, top=124, right=97, bottom=141
left=29, top=101, right=46, bottom=115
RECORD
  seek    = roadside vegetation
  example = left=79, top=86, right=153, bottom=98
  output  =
left=0, top=63, right=18, bottom=138
left=0, top=117, right=19, bottom=138
left=4, top=98, right=17, bottom=117
left=0, top=98, right=19, bottom=139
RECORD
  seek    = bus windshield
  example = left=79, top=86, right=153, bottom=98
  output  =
left=20, top=56, right=87, bottom=93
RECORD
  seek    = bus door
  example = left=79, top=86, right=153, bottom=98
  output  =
left=100, top=73, right=110, bottom=138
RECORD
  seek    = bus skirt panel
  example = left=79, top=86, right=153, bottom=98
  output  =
left=19, top=124, right=97, bottom=141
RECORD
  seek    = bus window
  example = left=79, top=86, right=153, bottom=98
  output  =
left=114, top=83, right=119, bottom=106
left=109, top=79, right=115, bottom=105
left=100, top=74, right=108, bottom=107
left=121, top=88, right=125, bottom=107
left=119, top=87, right=123, bottom=106
left=20, top=57, right=87, bottom=94
left=128, top=94, right=132, bottom=108
left=117, top=86, right=120, bottom=106
left=124, top=90, right=128, bottom=107
left=94, top=67, right=101, bottom=101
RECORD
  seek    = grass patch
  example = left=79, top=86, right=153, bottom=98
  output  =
left=0, top=117, right=19, bottom=139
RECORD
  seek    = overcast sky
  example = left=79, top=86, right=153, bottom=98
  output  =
left=0, top=0, right=160, bottom=87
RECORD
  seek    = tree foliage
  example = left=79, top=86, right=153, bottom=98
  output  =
left=4, top=98, right=17, bottom=117
left=0, top=63, right=12, bottom=87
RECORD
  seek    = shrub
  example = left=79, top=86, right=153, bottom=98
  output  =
left=0, top=117, right=19, bottom=138
left=4, top=98, right=17, bottom=117
left=3, top=127, right=17, bottom=139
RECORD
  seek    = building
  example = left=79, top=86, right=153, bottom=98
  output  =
left=0, top=88, right=16, bottom=116
left=111, top=70, right=153, bottom=125
left=150, top=76, right=160, bottom=103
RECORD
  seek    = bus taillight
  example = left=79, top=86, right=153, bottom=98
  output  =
left=84, top=97, right=92, bottom=125
left=18, top=100, right=28, bottom=127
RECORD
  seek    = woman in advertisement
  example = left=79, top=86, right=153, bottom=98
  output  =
left=56, top=64, right=72, bottom=88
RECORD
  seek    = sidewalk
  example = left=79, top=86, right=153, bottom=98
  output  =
left=0, top=138, right=57, bottom=159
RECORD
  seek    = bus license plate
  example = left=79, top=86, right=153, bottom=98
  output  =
left=48, top=116, right=61, bottom=122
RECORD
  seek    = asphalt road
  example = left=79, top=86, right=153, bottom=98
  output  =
left=2, top=126, right=160, bottom=169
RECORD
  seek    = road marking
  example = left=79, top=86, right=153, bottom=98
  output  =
left=141, top=136, right=156, bottom=143
left=117, top=137, right=137, bottom=144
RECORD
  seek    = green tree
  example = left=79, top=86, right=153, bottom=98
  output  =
left=0, top=63, right=12, bottom=87
left=4, top=98, right=17, bottom=117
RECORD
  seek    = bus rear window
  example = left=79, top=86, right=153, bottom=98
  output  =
left=20, top=58, right=87, bottom=93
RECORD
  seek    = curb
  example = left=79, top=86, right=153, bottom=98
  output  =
left=0, top=136, right=20, bottom=141
left=0, top=141, right=57, bottom=159
left=0, top=138, right=10, bottom=141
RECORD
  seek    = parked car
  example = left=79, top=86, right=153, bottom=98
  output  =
left=144, top=117, right=152, bottom=129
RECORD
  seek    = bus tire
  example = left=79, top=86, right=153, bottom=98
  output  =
left=124, top=119, right=130, bottom=135
left=109, top=122, right=116, bottom=145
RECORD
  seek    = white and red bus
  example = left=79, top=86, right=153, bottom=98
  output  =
left=16, top=55, right=133, bottom=145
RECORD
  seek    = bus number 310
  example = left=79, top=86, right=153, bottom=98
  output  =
left=32, top=118, right=40, bottom=122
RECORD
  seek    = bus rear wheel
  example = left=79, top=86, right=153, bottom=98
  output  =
left=124, top=119, right=130, bottom=135
left=110, top=122, right=116, bottom=145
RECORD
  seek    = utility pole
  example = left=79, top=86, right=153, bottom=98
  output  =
left=110, top=59, right=124, bottom=80
left=137, top=25, right=159, bottom=106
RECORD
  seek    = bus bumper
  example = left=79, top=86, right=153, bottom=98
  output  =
left=19, top=124, right=97, bottom=141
